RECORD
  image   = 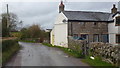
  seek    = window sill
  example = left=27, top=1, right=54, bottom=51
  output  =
left=115, top=24, right=120, bottom=26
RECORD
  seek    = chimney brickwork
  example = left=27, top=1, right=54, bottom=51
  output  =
left=59, top=1, right=65, bottom=13
left=111, top=4, right=117, bottom=13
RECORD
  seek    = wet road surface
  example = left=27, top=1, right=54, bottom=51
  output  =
left=5, top=42, right=91, bottom=66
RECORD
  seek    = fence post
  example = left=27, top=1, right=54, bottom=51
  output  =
left=82, top=40, right=89, bottom=57
left=81, top=41, right=86, bottom=58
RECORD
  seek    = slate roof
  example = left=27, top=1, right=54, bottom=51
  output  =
left=63, top=11, right=113, bottom=22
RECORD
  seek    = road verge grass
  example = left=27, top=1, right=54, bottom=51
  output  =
left=42, top=43, right=84, bottom=58
left=82, top=56, right=118, bottom=68
left=19, top=40, right=36, bottom=43
left=42, top=43, right=118, bottom=68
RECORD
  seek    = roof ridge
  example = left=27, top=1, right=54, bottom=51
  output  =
left=64, top=10, right=111, bottom=14
left=63, top=10, right=113, bottom=21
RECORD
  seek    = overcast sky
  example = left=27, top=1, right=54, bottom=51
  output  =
left=1, top=1, right=119, bottom=29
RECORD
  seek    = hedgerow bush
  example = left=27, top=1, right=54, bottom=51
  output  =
left=2, top=39, right=20, bottom=65
left=2, top=40, right=18, bottom=52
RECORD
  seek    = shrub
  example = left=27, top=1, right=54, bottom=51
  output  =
left=2, top=40, right=18, bottom=52
left=2, top=39, right=20, bottom=65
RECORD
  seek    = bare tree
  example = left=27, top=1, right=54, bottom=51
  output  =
left=1, top=13, right=21, bottom=31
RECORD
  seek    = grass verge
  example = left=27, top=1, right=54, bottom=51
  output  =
left=82, top=56, right=119, bottom=68
left=19, top=40, right=36, bottom=43
left=42, top=43, right=84, bottom=58
left=42, top=43, right=118, bottom=68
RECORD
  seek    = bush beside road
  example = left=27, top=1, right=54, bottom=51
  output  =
left=2, top=39, right=20, bottom=65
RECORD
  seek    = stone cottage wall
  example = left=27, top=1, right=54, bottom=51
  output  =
left=68, top=22, right=108, bottom=42
left=90, top=42, right=120, bottom=66
left=68, top=37, right=120, bottom=66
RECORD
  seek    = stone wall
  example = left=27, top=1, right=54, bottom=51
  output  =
left=90, top=42, right=120, bottom=66
left=68, top=37, right=89, bottom=56
left=68, top=22, right=108, bottom=42
left=68, top=37, right=120, bottom=66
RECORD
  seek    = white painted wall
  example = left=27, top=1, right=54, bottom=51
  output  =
left=50, top=27, right=55, bottom=45
left=51, top=12, right=68, bottom=47
left=55, top=12, right=68, bottom=24
left=54, top=23, right=68, bottom=47
left=109, top=34, right=116, bottom=44
left=108, top=14, right=120, bottom=45
left=108, top=23, right=118, bottom=34
left=118, top=26, right=120, bottom=33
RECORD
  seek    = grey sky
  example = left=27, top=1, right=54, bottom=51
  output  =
left=1, top=2, right=118, bottom=29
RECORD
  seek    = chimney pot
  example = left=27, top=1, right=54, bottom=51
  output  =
left=111, top=4, right=117, bottom=13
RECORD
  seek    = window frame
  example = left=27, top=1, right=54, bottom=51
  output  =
left=101, top=34, right=109, bottom=43
left=73, top=34, right=79, bottom=39
left=115, top=16, right=120, bottom=26
left=93, top=34, right=99, bottom=42
left=81, top=34, right=89, bottom=42
left=116, top=34, right=120, bottom=44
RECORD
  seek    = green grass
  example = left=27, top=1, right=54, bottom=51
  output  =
left=19, top=40, right=36, bottom=43
left=10, top=32, right=21, bottom=38
left=42, top=43, right=118, bottom=68
left=82, top=56, right=119, bottom=68
left=42, top=43, right=54, bottom=47
left=42, top=43, right=83, bottom=58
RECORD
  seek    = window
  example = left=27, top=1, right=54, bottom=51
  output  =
left=81, top=34, right=89, bottom=42
left=93, top=34, right=99, bottom=42
left=116, top=16, right=120, bottom=26
left=73, top=34, right=78, bottom=39
left=116, top=34, right=120, bottom=44
left=101, top=34, right=109, bottom=43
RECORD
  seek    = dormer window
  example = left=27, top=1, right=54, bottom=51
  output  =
left=116, top=16, right=120, bottom=26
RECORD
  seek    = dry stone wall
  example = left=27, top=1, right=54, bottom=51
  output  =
left=68, top=37, right=89, bottom=56
left=68, top=37, right=120, bottom=66
left=90, top=42, right=120, bottom=66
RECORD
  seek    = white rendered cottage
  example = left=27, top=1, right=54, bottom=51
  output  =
left=108, top=12, right=120, bottom=45
left=51, top=1, right=120, bottom=47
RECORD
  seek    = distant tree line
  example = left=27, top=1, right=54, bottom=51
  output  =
left=1, top=13, right=22, bottom=37
left=1, top=12, right=49, bottom=43
left=20, top=24, right=49, bottom=43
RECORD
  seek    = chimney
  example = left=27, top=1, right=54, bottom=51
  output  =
left=59, top=1, right=65, bottom=13
left=111, top=4, right=117, bottom=13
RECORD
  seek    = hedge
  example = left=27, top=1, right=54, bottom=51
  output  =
left=2, top=39, right=20, bottom=65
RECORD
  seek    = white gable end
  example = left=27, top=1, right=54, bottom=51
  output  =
left=51, top=12, right=68, bottom=47
left=55, top=12, right=68, bottom=24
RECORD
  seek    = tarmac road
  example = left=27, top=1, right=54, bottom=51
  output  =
left=5, top=42, right=91, bottom=66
